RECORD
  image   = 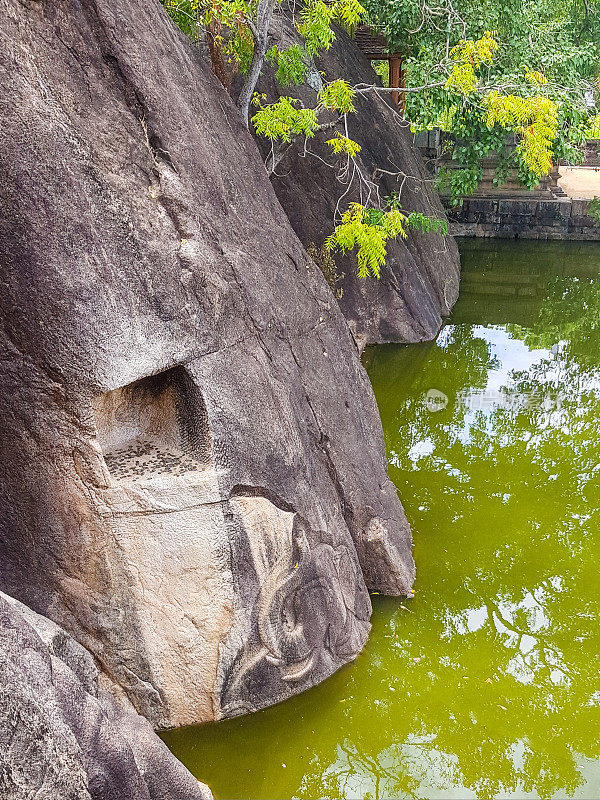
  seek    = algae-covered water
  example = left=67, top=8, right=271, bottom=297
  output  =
left=163, top=240, right=600, bottom=799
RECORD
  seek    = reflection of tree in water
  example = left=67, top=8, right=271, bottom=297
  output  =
left=367, top=325, right=499, bottom=477
left=507, top=275, right=600, bottom=374
left=164, top=268, right=600, bottom=800
left=321, top=313, right=600, bottom=800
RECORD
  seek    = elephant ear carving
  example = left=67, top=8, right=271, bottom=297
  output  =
left=220, top=499, right=370, bottom=717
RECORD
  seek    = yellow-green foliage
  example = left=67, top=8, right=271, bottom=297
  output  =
left=326, top=133, right=362, bottom=156
left=405, top=212, right=448, bottom=235
left=483, top=92, right=558, bottom=176
left=589, top=197, right=600, bottom=224
left=445, top=31, right=499, bottom=95
left=325, top=204, right=407, bottom=278
left=204, top=0, right=258, bottom=70
left=199, top=0, right=256, bottom=27
left=266, top=45, right=307, bottom=86
left=436, top=104, right=458, bottom=132
left=586, top=114, right=600, bottom=138
left=318, top=80, right=356, bottom=113
left=524, top=66, right=548, bottom=86
left=251, top=96, right=319, bottom=140
left=331, top=0, right=365, bottom=25
left=161, top=0, right=204, bottom=36
left=297, top=0, right=336, bottom=53
left=297, top=0, right=364, bottom=54
left=162, top=0, right=258, bottom=70
left=163, top=0, right=365, bottom=65
left=373, top=59, right=389, bottom=86
left=440, top=27, right=558, bottom=181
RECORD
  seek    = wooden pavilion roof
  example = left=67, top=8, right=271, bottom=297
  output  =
left=354, top=24, right=401, bottom=59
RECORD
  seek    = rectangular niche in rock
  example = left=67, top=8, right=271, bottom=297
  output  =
left=92, top=366, right=211, bottom=484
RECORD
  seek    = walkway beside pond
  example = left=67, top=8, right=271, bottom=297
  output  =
left=558, top=166, right=600, bottom=200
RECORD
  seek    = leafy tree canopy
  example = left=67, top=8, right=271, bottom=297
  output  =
left=362, top=0, right=600, bottom=199
left=160, top=0, right=600, bottom=273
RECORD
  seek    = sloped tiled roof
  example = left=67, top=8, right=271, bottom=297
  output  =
left=354, top=24, right=399, bottom=58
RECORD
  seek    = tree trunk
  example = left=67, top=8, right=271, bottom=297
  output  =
left=237, top=0, right=277, bottom=126
left=389, top=56, right=400, bottom=105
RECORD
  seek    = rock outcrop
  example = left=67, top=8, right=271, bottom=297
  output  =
left=0, top=593, right=212, bottom=800
left=255, top=18, right=461, bottom=350
left=0, top=0, right=413, bottom=738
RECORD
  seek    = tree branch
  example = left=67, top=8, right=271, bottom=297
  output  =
left=354, top=81, right=447, bottom=94
left=237, top=0, right=277, bottom=127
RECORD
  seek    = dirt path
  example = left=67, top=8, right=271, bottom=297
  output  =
left=558, top=166, right=600, bottom=199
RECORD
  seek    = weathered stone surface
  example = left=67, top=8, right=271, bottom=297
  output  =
left=254, top=18, right=461, bottom=350
left=0, top=593, right=211, bottom=800
left=0, top=0, right=413, bottom=734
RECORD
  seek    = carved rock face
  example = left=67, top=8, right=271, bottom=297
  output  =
left=0, top=0, right=414, bottom=729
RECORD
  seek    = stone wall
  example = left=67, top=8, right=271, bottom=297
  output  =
left=448, top=197, right=600, bottom=240
left=582, top=140, right=600, bottom=167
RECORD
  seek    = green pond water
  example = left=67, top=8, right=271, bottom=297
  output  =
left=163, top=239, right=600, bottom=799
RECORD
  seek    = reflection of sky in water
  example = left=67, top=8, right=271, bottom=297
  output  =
left=383, top=263, right=600, bottom=798
left=410, top=324, right=600, bottom=462
left=302, top=732, right=600, bottom=800
left=410, top=324, right=559, bottom=462
left=472, top=326, right=554, bottom=393
left=437, top=324, right=556, bottom=395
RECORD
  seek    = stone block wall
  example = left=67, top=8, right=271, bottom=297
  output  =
left=447, top=196, right=600, bottom=240
left=583, top=140, right=600, bottom=167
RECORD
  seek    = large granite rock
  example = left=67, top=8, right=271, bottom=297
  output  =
left=0, top=593, right=211, bottom=800
left=0, top=0, right=413, bottom=733
left=255, top=18, right=461, bottom=350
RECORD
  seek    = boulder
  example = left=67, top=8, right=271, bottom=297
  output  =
left=255, top=17, right=461, bottom=350
left=0, top=593, right=212, bottom=800
left=0, top=0, right=413, bottom=731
